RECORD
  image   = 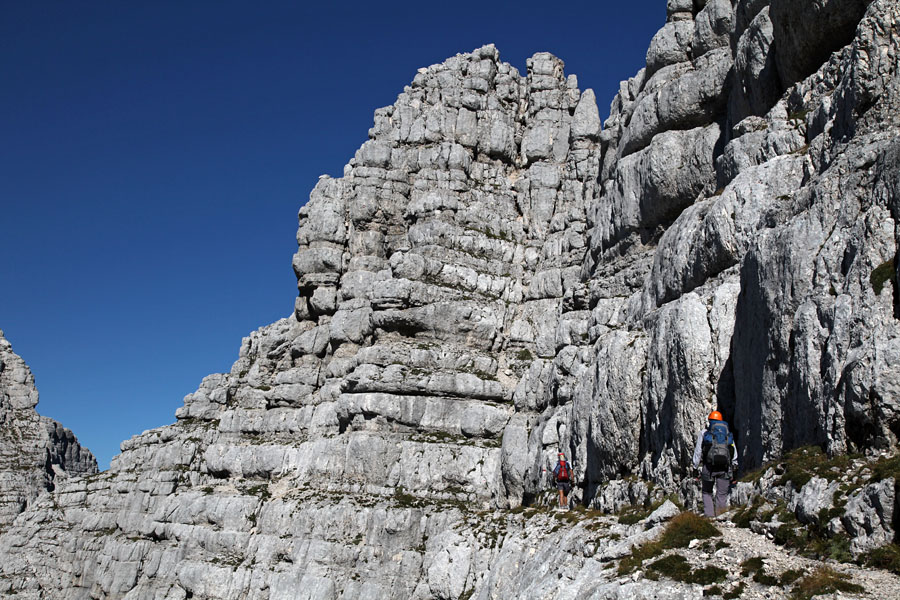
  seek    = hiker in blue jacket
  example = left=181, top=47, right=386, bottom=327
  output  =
left=692, top=410, right=738, bottom=517
left=553, top=452, right=572, bottom=508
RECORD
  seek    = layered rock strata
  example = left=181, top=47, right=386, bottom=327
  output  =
left=1, top=0, right=899, bottom=597
left=0, top=332, right=97, bottom=533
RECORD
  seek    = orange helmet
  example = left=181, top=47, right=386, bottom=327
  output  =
left=708, top=410, right=723, bottom=421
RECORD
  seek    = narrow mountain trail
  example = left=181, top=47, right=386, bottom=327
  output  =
left=654, top=516, right=900, bottom=599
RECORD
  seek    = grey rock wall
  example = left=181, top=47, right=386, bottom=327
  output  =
left=1, top=0, right=899, bottom=597
left=0, top=331, right=97, bottom=534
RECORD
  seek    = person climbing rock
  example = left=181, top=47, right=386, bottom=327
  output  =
left=553, top=452, right=572, bottom=508
left=692, top=410, right=738, bottom=517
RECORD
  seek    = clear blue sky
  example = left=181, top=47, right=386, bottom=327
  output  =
left=1, top=0, right=664, bottom=469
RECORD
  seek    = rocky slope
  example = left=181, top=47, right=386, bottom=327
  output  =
left=0, top=331, right=97, bottom=534
left=1, top=0, right=899, bottom=597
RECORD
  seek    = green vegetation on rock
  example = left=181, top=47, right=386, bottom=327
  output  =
left=645, top=553, right=727, bottom=585
left=789, top=567, right=864, bottom=600
left=861, top=543, right=900, bottom=575
left=617, top=512, right=720, bottom=575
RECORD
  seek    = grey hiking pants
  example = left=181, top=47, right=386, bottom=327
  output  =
left=701, top=465, right=730, bottom=517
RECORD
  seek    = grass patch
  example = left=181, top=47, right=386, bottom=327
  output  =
left=617, top=513, right=720, bottom=575
left=691, top=565, right=729, bottom=585
left=778, top=446, right=837, bottom=487
left=869, top=454, right=900, bottom=484
left=393, top=487, right=426, bottom=509
left=870, top=258, right=897, bottom=296
left=645, top=554, right=726, bottom=585
left=741, top=556, right=780, bottom=585
left=763, top=501, right=853, bottom=563
left=740, top=556, right=764, bottom=576
left=733, top=496, right=765, bottom=529
left=658, top=512, right=720, bottom=548
left=723, top=582, right=745, bottom=599
left=618, top=504, right=655, bottom=525
left=750, top=445, right=861, bottom=490
left=243, top=484, right=271, bottom=501
left=646, top=553, right=689, bottom=579
left=738, top=465, right=768, bottom=484
left=617, top=496, right=682, bottom=525
left=780, top=569, right=805, bottom=586
left=861, top=543, right=900, bottom=575
left=753, top=570, right=779, bottom=586
left=515, top=348, right=533, bottom=361
left=617, top=542, right=663, bottom=575
left=790, top=567, right=864, bottom=600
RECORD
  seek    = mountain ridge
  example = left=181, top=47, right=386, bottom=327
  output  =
left=1, top=0, right=899, bottom=597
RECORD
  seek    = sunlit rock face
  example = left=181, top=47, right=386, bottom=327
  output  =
left=0, top=332, right=97, bottom=534
left=1, top=0, right=899, bottom=597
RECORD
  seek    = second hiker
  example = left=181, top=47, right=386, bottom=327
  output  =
left=553, top=452, right=572, bottom=508
left=692, top=410, right=738, bottom=517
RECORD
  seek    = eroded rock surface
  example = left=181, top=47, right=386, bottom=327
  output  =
left=2, top=0, right=900, bottom=597
left=0, top=331, right=97, bottom=534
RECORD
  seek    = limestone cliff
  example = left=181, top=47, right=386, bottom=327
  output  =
left=1, top=0, right=899, bottom=598
left=0, top=332, right=97, bottom=534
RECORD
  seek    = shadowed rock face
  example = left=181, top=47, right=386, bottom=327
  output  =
left=1, top=0, right=899, bottom=597
left=0, top=332, right=97, bottom=534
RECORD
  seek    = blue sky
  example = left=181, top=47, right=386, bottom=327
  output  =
left=1, top=0, right=664, bottom=469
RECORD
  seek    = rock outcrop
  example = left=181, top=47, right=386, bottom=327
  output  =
left=1, top=0, right=899, bottom=597
left=0, top=332, right=97, bottom=534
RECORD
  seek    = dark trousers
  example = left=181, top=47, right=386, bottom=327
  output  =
left=701, top=465, right=730, bottom=517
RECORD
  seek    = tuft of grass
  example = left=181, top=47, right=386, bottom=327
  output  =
left=733, top=496, right=764, bottom=529
left=723, top=582, right=745, bottom=599
left=869, top=455, right=900, bottom=484
left=616, top=495, right=681, bottom=525
left=393, top=487, right=425, bottom=509
left=705, top=585, right=722, bottom=596
left=753, top=570, right=779, bottom=586
left=870, top=258, right=897, bottom=296
left=515, top=348, right=533, bottom=361
left=741, top=556, right=764, bottom=576
left=753, top=445, right=861, bottom=489
left=691, top=565, right=728, bottom=585
left=777, top=446, right=824, bottom=487
left=766, top=502, right=853, bottom=562
left=779, top=569, right=805, bottom=586
left=646, top=553, right=689, bottom=579
left=741, top=556, right=780, bottom=585
left=809, top=534, right=852, bottom=563
left=658, top=512, right=721, bottom=548
left=617, top=513, right=720, bottom=575
left=645, top=554, right=727, bottom=585
left=617, top=541, right=664, bottom=575
left=790, top=567, right=864, bottom=600
left=243, top=484, right=271, bottom=501
left=861, top=543, right=900, bottom=575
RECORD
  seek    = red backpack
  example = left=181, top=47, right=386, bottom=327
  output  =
left=557, top=460, right=570, bottom=482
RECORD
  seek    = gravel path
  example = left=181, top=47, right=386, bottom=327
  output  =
left=669, top=520, right=900, bottom=599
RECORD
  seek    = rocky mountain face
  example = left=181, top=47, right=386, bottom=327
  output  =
left=0, top=332, right=97, bottom=534
left=1, top=0, right=899, bottom=597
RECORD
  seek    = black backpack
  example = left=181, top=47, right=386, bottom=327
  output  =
left=702, top=421, right=733, bottom=471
